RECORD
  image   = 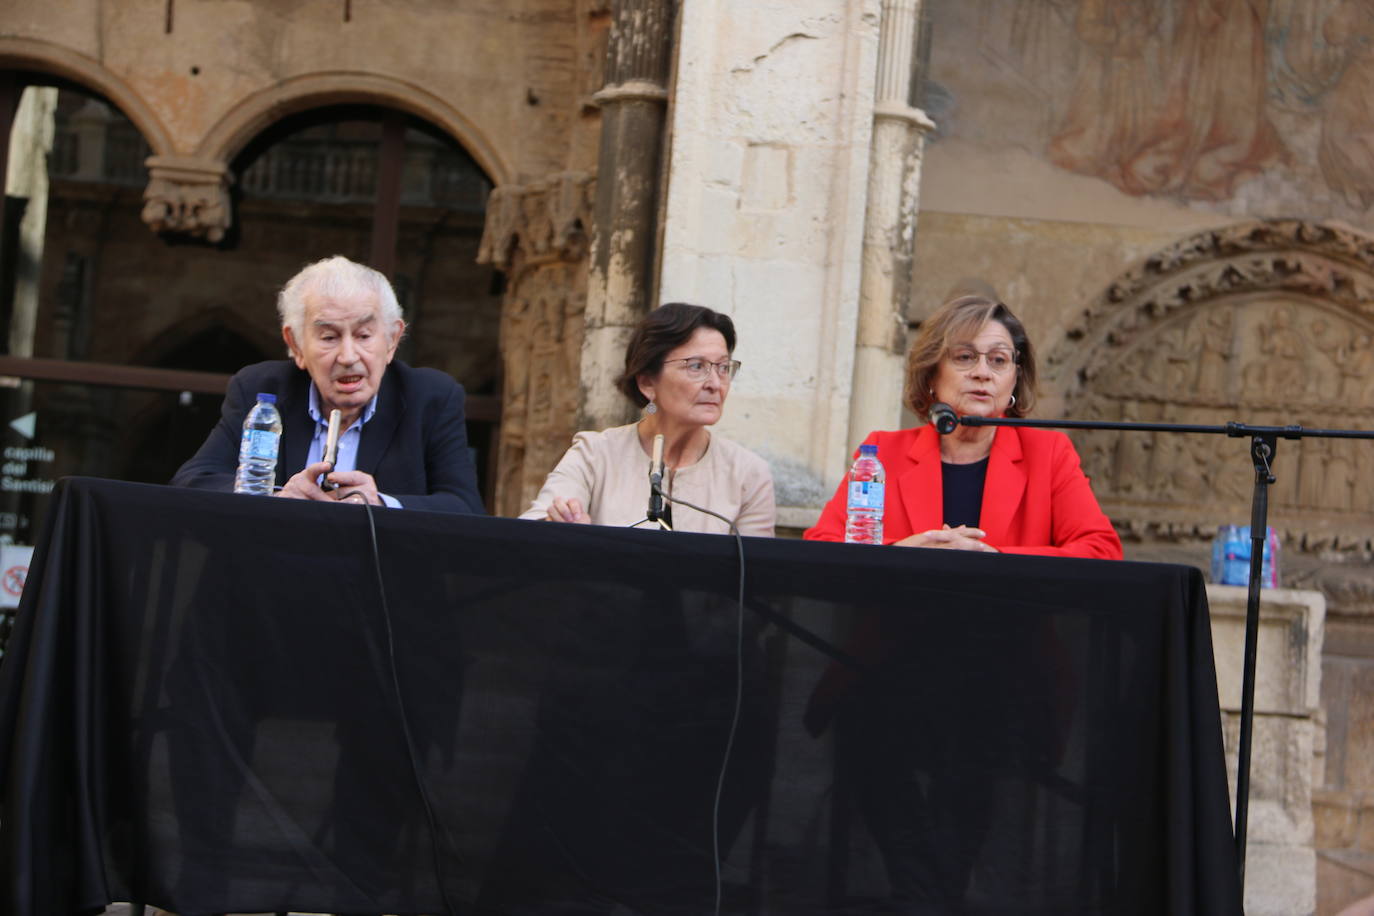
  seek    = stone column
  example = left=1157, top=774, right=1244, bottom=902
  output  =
left=580, top=0, right=674, bottom=431
left=847, top=0, right=935, bottom=447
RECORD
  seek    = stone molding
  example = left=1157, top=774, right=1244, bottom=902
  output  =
left=590, top=80, right=670, bottom=105
left=477, top=172, right=595, bottom=274
left=140, top=156, right=232, bottom=243
left=1049, top=219, right=1374, bottom=398
left=873, top=99, right=936, bottom=130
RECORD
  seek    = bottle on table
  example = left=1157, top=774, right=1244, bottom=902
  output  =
left=233, top=392, right=283, bottom=496
left=844, top=444, right=885, bottom=545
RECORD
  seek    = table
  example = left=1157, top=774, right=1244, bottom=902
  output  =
left=0, top=477, right=1242, bottom=915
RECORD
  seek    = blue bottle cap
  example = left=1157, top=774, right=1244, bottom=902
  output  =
left=859, top=444, right=878, bottom=456
left=256, top=392, right=277, bottom=403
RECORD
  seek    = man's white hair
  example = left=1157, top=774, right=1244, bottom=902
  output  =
left=277, top=255, right=404, bottom=355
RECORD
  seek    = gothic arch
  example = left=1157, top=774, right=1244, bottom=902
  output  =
left=1047, top=219, right=1374, bottom=406
left=0, top=37, right=174, bottom=155
left=194, top=71, right=513, bottom=187
left=132, top=306, right=280, bottom=370
left=1045, top=219, right=1374, bottom=553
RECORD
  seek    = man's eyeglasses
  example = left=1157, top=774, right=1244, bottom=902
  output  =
left=947, top=347, right=1017, bottom=374
left=664, top=357, right=743, bottom=381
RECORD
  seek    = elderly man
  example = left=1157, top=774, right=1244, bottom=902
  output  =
left=173, top=255, right=484, bottom=513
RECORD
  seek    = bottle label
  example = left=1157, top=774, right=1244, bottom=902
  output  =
left=241, top=428, right=280, bottom=462
left=847, top=480, right=884, bottom=511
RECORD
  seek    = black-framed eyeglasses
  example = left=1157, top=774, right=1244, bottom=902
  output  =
left=947, top=346, right=1017, bottom=374
left=664, top=357, right=743, bottom=381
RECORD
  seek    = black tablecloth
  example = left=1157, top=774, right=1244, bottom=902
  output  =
left=0, top=477, right=1242, bottom=915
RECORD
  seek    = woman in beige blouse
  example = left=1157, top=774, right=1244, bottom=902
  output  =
left=521, top=303, right=776, bottom=536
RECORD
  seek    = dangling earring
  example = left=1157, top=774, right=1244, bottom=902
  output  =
left=645, top=400, right=658, bottom=415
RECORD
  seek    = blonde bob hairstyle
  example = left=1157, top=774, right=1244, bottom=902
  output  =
left=904, top=295, right=1038, bottom=422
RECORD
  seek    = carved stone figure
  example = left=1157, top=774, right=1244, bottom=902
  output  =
left=478, top=173, right=596, bottom=517
left=1244, top=303, right=1309, bottom=399
left=140, top=157, right=233, bottom=243
left=1338, top=332, right=1374, bottom=400
left=1194, top=305, right=1235, bottom=397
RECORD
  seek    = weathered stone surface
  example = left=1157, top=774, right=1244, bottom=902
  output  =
left=1211, top=586, right=1323, bottom=716
left=1210, top=585, right=1323, bottom=913
left=1246, top=843, right=1317, bottom=916
left=658, top=0, right=883, bottom=509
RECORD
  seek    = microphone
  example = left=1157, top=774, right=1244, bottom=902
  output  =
left=930, top=402, right=959, bottom=435
left=647, top=433, right=666, bottom=521
left=321, top=409, right=343, bottom=490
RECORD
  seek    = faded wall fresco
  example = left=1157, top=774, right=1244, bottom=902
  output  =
left=928, top=0, right=1374, bottom=217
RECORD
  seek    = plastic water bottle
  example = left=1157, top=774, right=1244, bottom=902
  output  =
left=233, top=393, right=282, bottom=496
left=1210, top=525, right=1280, bottom=588
left=844, top=444, right=885, bottom=545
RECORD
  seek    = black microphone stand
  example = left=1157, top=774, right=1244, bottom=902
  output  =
left=951, top=411, right=1374, bottom=888
left=630, top=468, right=672, bottom=530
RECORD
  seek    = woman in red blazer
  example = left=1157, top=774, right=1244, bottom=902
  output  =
left=806, top=295, right=1122, bottom=560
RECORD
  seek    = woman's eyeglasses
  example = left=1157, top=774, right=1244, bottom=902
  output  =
left=947, top=347, right=1017, bottom=374
left=664, top=358, right=743, bottom=381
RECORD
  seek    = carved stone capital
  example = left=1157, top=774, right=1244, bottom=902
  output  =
left=140, top=156, right=232, bottom=243
left=477, top=171, right=595, bottom=272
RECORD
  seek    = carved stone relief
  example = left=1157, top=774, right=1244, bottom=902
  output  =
left=478, top=172, right=595, bottom=517
left=140, top=156, right=232, bottom=243
left=1050, top=219, right=1374, bottom=613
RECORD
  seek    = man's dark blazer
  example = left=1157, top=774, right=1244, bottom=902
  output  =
left=172, top=359, right=485, bottom=514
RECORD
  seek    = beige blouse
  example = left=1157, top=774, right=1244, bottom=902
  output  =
left=520, top=423, right=776, bottom=537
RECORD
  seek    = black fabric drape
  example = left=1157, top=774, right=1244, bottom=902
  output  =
left=0, top=478, right=1242, bottom=915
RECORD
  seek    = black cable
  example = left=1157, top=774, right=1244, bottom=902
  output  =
left=360, top=500, right=458, bottom=916
left=657, top=490, right=746, bottom=916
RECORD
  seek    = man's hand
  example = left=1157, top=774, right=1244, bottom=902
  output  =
left=276, top=463, right=382, bottom=506
left=277, top=461, right=338, bottom=501
left=324, top=469, right=382, bottom=506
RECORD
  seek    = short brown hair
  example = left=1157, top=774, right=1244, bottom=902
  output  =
left=904, top=295, right=1037, bottom=420
left=615, top=303, right=737, bottom=407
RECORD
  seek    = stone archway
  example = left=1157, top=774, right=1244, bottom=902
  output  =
left=195, top=71, right=512, bottom=187
left=0, top=37, right=175, bottom=155
left=0, top=38, right=222, bottom=241
left=1045, top=219, right=1374, bottom=563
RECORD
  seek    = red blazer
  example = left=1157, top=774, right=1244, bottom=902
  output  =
left=805, top=424, right=1123, bottom=560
